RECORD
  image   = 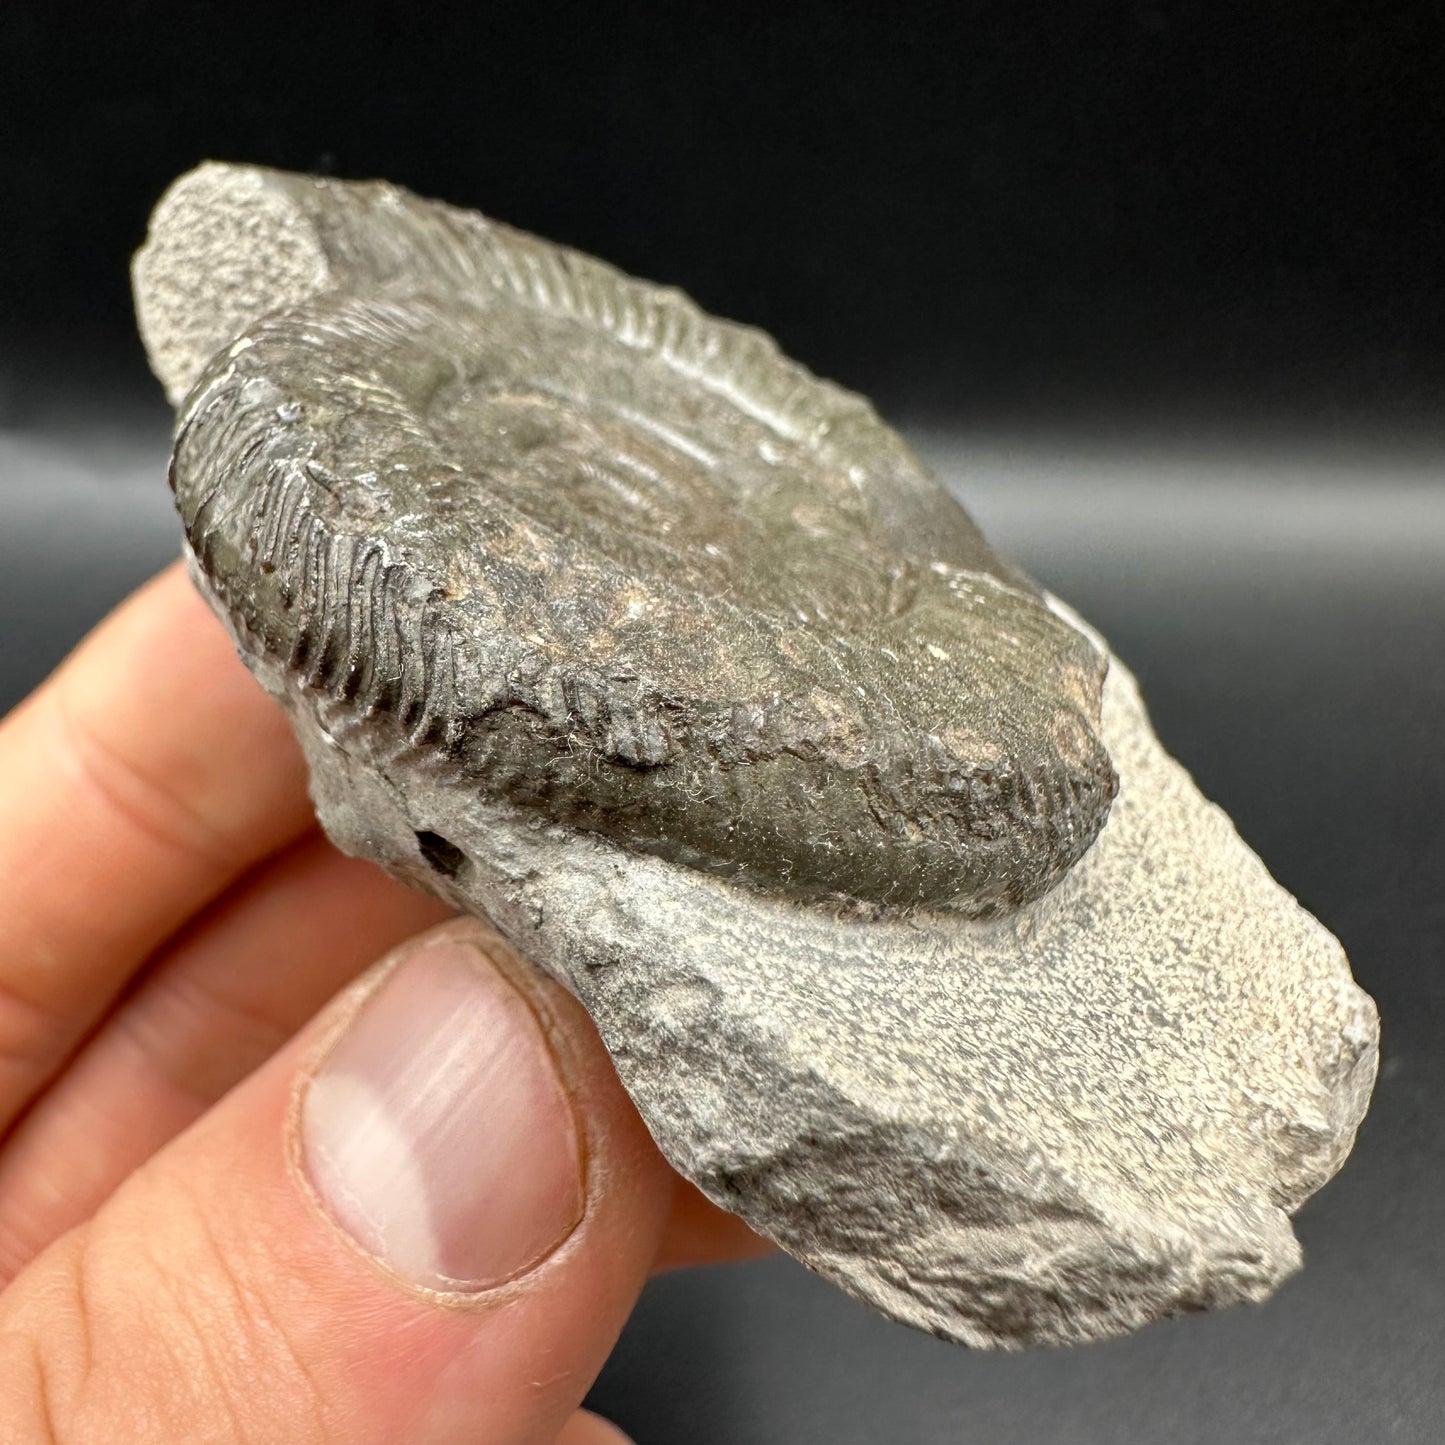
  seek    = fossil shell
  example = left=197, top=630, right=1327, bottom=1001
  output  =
left=140, top=162, right=1115, bottom=917
left=133, top=165, right=1377, bottom=1349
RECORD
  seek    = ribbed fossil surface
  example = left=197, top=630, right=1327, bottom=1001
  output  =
left=134, top=164, right=1377, bottom=1348
left=141, top=163, right=1115, bottom=916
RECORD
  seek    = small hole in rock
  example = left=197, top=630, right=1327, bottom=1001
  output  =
left=414, top=829, right=467, bottom=878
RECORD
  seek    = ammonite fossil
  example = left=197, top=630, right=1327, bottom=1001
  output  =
left=141, top=164, right=1116, bottom=918
left=134, top=164, right=1377, bottom=1348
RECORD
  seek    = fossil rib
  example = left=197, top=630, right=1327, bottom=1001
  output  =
left=133, top=164, right=1378, bottom=1348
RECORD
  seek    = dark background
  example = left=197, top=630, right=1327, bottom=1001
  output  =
left=2, top=4, right=1442, bottom=1441
left=5, top=1, right=1445, bottom=440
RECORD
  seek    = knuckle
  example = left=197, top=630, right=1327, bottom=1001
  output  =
left=149, top=1179, right=332, bottom=1441
left=110, top=967, right=292, bottom=1117
left=0, top=1334, right=62, bottom=1444
left=0, top=1194, right=332, bottom=1443
left=50, top=681, right=239, bottom=873
left=0, top=969, right=73, bottom=1105
left=0, top=1226, right=98, bottom=1444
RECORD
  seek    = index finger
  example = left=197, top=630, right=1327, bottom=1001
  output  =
left=0, top=561, right=316, bottom=1128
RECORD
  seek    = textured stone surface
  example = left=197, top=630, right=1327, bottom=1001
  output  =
left=135, top=163, right=1378, bottom=1348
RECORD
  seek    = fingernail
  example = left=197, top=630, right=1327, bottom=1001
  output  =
left=299, top=934, right=585, bottom=1291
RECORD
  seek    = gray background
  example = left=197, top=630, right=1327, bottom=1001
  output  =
left=4, top=3, right=1443, bottom=1439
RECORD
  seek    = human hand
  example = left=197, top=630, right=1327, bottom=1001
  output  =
left=0, top=562, right=767, bottom=1442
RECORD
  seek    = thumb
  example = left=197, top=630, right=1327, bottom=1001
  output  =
left=0, top=920, right=674, bottom=1444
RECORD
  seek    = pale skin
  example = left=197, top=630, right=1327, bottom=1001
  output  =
left=0, top=562, right=769, bottom=1443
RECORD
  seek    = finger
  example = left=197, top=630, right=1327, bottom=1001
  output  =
left=0, top=920, right=677, bottom=1443
left=0, top=835, right=452, bottom=1282
left=653, top=1177, right=774, bottom=1273
left=0, top=562, right=315, bottom=1128
left=556, top=1411, right=636, bottom=1444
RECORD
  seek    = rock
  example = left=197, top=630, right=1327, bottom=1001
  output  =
left=134, top=163, right=1379, bottom=1348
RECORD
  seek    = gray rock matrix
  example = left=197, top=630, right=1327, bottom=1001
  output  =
left=135, top=163, right=1378, bottom=1348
